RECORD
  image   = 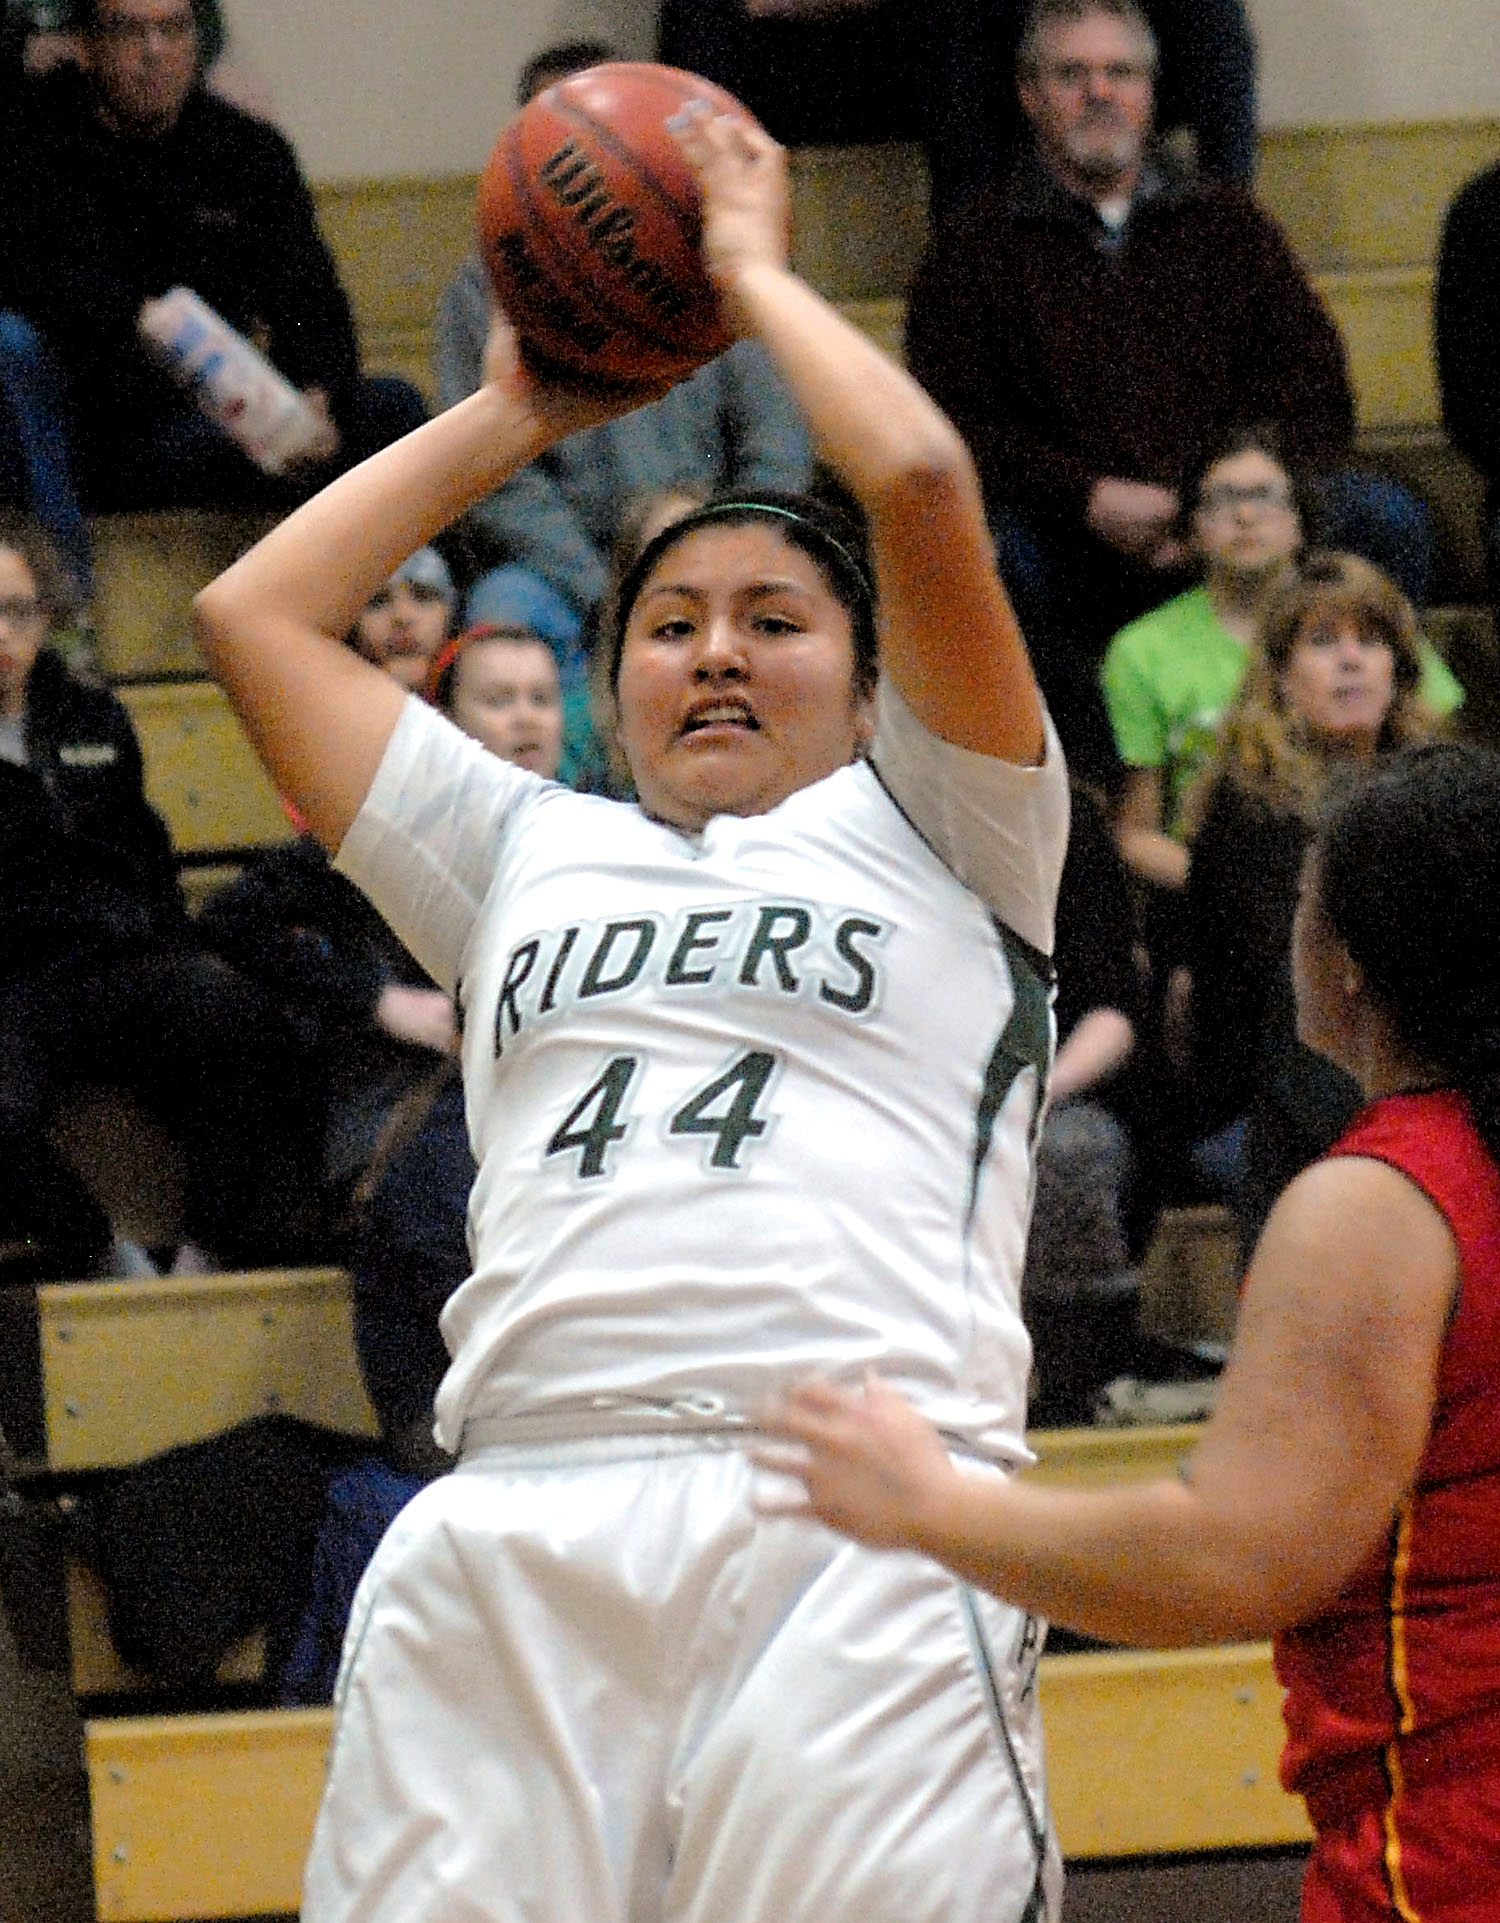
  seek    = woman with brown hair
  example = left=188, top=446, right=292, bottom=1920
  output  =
left=1181, top=549, right=1442, bottom=1248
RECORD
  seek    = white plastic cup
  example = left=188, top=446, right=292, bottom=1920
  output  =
left=138, top=287, right=328, bottom=475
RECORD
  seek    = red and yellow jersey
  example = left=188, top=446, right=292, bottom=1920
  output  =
left=1277, top=1090, right=1500, bottom=1814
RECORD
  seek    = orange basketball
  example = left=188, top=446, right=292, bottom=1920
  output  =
left=476, top=62, right=758, bottom=388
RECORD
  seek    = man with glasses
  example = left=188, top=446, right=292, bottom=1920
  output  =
left=657, top=0, right=1256, bottom=225
left=7, top=0, right=423, bottom=512
left=906, top=0, right=1430, bottom=780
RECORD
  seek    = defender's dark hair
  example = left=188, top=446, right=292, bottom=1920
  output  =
left=1317, top=743, right=1500, bottom=1164
left=517, top=38, right=617, bottom=106
left=606, top=488, right=879, bottom=701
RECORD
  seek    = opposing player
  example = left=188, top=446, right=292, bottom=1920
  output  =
left=194, top=105, right=1067, bottom=1923
left=768, top=743, right=1500, bottom=1923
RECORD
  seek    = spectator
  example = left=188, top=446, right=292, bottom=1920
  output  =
left=1435, top=156, right=1500, bottom=624
left=345, top=546, right=456, bottom=693
left=1182, top=552, right=1441, bottom=1256
left=0, top=511, right=325, bottom=1280
left=197, top=552, right=459, bottom=1218
left=439, top=39, right=814, bottom=788
left=0, top=41, right=91, bottom=597
left=658, top=0, right=1257, bottom=221
left=1103, top=425, right=1461, bottom=891
left=9, top=0, right=425, bottom=512
left=1023, top=782, right=1141, bottom=1425
left=905, top=0, right=1431, bottom=776
left=426, top=623, right=564, bottom=778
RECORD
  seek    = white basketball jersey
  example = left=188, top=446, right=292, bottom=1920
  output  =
left=338, top=690, right=1068, bottom=1463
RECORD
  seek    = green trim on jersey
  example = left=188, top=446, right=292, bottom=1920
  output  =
left=967, top=922, right=1054, bottom=1229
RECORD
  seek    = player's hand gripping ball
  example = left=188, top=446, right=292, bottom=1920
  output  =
left=476, top=62, right=758, bottom=389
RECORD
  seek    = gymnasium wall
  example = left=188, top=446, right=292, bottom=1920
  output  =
left=220, top=0, right=1500, bottom=186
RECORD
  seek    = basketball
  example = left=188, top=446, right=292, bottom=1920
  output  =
left=476, top=62, right=758, bottom=388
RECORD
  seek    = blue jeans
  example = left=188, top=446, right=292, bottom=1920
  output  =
left=0, top=312, right=93, bottom=598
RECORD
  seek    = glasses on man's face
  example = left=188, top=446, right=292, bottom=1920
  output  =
left=1197, top=483, right=1296, bottom=519
left=0, top=597, right=43, bottom=626
left=1040, top=60, right=1153, bottom=91
left=97, top=11, right=196, bottom=43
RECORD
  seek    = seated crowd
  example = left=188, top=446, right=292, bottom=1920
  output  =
left=0, top=0, right=1495, bottom=1692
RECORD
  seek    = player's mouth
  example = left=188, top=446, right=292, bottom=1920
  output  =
left=680, top=699, right=759, bottom=737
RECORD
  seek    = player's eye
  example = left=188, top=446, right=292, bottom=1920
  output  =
left=753, top=613, right=801, bottom=636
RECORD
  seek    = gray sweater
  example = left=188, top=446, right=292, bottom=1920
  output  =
left=436, top=251, right=815, bottom=616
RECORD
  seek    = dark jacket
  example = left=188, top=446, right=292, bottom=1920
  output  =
left=1054, top=783, right=1139, bottom=1051
left=197, top=834, right=430, bottom=1044
left=14, top=65, right=360, bottom=439
left=0, top=646, right=182, bottom=975
left=905, top=151, right=1355, bottom=524
left=1436, top=159, right=1500, bottom=491
left=1185, top=774, right=1358, bottom=1141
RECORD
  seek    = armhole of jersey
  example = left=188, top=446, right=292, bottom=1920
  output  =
left=864, top=754, right=1057, bottom=988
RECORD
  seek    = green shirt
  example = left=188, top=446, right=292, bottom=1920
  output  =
left=1101, top=586, right=1464, bottom=839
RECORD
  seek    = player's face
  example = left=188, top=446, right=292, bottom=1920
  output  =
left=616, top=523, right=875, bottom=834
left=87, top=0, right=200, bottom=136
left=353, top=577, right=450, bottom=691
left=1019, top=12, right=1155, bottom=194
left=1194, top=449, right=1302, bottom=583
left=0, top=547, right=46, bottom=719
left=449, top=635, right=564, bottom=778
left=1279, top=613, right=1396, bottom=752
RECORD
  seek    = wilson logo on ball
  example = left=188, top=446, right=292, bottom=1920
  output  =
left=476, top=61, right=760, bottom=387
left=536, top=142, right=691, bottom=325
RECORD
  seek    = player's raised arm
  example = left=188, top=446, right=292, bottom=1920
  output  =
left=673, top=106, right=1046, bottom=768
left=193, top=334, right=649, bottom=852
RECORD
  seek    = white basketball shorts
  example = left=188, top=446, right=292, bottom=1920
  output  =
left=301, top=1434, right=1061, bottom=1923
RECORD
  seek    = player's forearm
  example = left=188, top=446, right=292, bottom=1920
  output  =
left=911, top=1471, right=1303, bottom=1648
left=725, top=259, right=973, bottom=519
left=199, top=387, right=550, bottom=655
left=194, top=386, right=553, bottom=850
left=1050, top=1009, right=1133, bottom=1102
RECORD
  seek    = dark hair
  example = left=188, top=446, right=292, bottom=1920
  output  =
left=1179, top=421, right=1324, bottom=549
left=1017, top=0, right=1158, bottom=75
left=517, top=38, right=616, bottom=106
left=605, top=489, right=879, bottom=701
left=0, top=510, right=73, bottom=630
left=1317, top=743, right=1500, bottom=1162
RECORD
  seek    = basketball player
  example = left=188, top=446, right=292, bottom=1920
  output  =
left=767, top=744, right=1500, bottom=1923
left=194, top=106, right=1068, bottom=1923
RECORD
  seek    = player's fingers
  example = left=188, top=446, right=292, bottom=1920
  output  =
left=749, top=1439, right=813, bottom=1478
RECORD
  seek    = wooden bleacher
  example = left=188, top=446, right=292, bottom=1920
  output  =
left=24, top=1259, right=1306, bottom=1923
